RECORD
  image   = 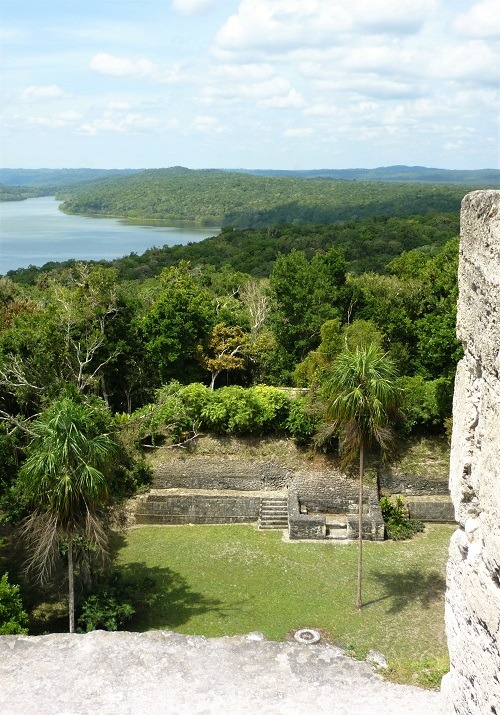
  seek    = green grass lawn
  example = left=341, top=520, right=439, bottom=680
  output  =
left=112, top=523, right=454, bottom=687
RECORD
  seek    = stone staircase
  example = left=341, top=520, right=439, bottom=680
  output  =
left=259, top=496, right=289, bottom=530
left=325, top=514, right=348, bottom=540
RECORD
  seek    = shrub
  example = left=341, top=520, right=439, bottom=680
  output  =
left=0, top=572, right=29, bottom=635
left=398, top=375, right=453, bottom=432
left=78, top=573, right=136, bottom=632
left=380, top=496, right=424, bottom=540
left=287, top=397, right=322, bottom=445
left=251, top=385, right=291, bottom=431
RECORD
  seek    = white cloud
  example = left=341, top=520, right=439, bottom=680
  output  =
left=304, top=103, right=340, bottom=118
left=430, top=41, right=498, bottom=85
left=214, top=0, right=437, bottom=59
left=351, top=0, right=436, bottom=34
left=89, top=53, right=189, bottom=85
left=283, top=127, right=313, bottom=137
left=26, top=111, right=82, bottom=128
left=214, top=63, right=276, bottom=81
left=214, top=0, right=351, bottom=56
left=203, top=73, right=303, bottom=109
left=89, top=53, right=158, bottom=79
left=107, top=101, right=132, bottom=111
left=259, top=89, right=304, bottom=109
left=453, top=0, right=500, bottom=39
left=21, top=85, right=66, bottom=101
left=189, top=115, right=226, bottom=134
left=171, top=0, right=218, bottom=14
left=79, top=112, right=158, bottom=135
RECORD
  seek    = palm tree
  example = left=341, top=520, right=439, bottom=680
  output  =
left=18, top=397, right=116, bottom=632
left=324, top=344, right=400, bottom=610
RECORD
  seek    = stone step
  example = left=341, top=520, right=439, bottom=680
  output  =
left=259, top=497, right=288, bottom=530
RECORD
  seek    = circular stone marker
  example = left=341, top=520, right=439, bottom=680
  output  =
left=293, top=628, right=321, bottom=645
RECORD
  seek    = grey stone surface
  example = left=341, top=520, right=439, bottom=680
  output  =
left=442, top=190, right=500, bottom=714
left=153, top=459, right=291, bottom=491
left=0, top=631, right=441, bottom=715
left=406, top=496, right=455, bottom=523
left=136, top=490, right=263, bottom=525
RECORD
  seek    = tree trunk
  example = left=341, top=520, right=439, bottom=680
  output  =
left=356, top=445, right=364, bottom=610
left=209, top=371, right=220, bottom=391
left=68, top=533, right=75, bottom=633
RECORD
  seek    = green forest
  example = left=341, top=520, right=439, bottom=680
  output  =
left=0, top=170, right=471, bottom=635
left=55, top=167, right=472, bottom=228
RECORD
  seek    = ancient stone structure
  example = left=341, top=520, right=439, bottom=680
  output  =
left=379, top=443, right=455, bottom=523
left=135, top=446, right=385, bottom=540
left=441, top=190, right=500, bottom=713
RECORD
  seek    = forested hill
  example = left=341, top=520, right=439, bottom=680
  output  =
left=57, top=167, right=473, bottom=229
left=234, top=166, right=500, bottom=184
left=8, top=213, right=459, bottom=284
left=0, top=167, right=140, bottom=188
left=0, top=168, right=141, bottom=202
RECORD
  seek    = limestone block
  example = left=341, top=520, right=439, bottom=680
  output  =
left=443, top=190, right=500, bottom=713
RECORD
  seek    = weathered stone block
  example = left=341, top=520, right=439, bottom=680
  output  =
left=442, top=190, right=500, bottom=714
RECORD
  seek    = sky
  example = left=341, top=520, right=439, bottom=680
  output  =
left=1, top=0, right=499, bottom=171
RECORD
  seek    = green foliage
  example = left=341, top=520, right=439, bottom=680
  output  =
left=410, top=656, right=449, bottom=689
left=269, top=248, right=348, bottom=366
left=134, top=382, right=296, bottom=441
left=324, top=344, right=401, bottom=463
left=380, top=496, right=424, bottom=540
left=137, top=265, right=216, bottom=386
left=0, top=572, right=29, bottom=634
left=286, top=396, right=322, bottom=445
left=108, top=458, right=153, bottom=499
left=0, top=429, right=27, bottom=525
left=9, top=209, right=461, bottom=286
left=57, top=168, right=468, bottom=230
left=78, top=573, right=136, bottom=632
left=398, top=376, right=453, bottom=432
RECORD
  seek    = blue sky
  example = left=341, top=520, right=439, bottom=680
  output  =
left=1, top=0, right=498, bottom=170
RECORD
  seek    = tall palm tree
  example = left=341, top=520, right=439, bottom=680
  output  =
left=18, top=397, right=116, bottom=632
left=324, top=344, right=400, bottom=610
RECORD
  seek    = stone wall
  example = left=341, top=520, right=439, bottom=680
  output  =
left=441, top=190, right=500, bottom=713
left=136, top=492, right=262, bottom=525
left=153, top=458, right=291, bottom=491
left=292, top=469, right=360, bottom=513
left=379, top=469, right=449, bottom=497
left=288, top=488, right=327, bottom=539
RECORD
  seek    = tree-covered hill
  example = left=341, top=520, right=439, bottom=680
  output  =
left=0, top=183, right=49, bottom=202
left=56, top=167, right=472, bottom=229
left=235, top=166, right=500, bottom=185
left=7, top=212, right=459, bottom=285
left=0, top=169, right=143, bottom=202
left=0, top=168, right=140, bottom=189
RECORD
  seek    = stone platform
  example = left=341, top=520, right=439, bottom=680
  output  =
left=0, top=631, right=441, bottom=715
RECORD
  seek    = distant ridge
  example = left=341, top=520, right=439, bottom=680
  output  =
left=0, top=165, right=498, bottom=188
left=228, top=165, right=500, bottom=185
left=0, top=167, right=141, bottom=188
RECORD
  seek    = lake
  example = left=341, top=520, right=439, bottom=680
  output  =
left=0, top=196, right=220, bottom=274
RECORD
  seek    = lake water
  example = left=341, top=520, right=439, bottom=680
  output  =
left=0, top=196, right=220, bottom=274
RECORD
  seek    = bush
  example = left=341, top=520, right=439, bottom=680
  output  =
left=250, top=385, right=291, bottom=431
left=398, top=375, right=453, bottom=432
left=0, top=572, right=29, bottom=634
left=78, top=573, right=136, bottom=632
left=130, top=381, right=316, bottom=442
left=380, top=496, right=424, bottom=540
left=287, top=397, right=322, bottom=445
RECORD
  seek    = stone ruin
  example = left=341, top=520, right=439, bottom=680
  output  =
left=134, top=450, right=386, bottom=541
left=441, top=190, right=500, bottom=713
